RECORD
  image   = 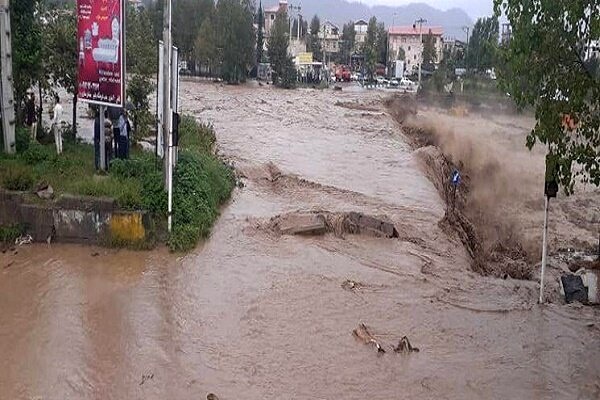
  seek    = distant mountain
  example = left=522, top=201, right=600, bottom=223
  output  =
left=265, top=1, right=473, bottom=40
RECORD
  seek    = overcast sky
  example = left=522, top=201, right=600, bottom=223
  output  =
left=357, top=0, right=494, bottom=19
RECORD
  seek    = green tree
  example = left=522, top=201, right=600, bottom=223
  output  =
left=363, top=16, right=378, bottom=78
left=214, top=0, right=256, bottom=83
left=396, top=47, right=406, bottom=61
left=307, top=15, right=322, bottom=61
left=494, top=0, right=599, bottom=192
left=127, top=5, right=158, bottom=76
left=301, top=19, right=308, bottom=38
left=126, top=5, right=158, bottom=139
left=42, top=8, right=78, bottom=137
left=268, top=10, right=296, bottom=88
left=172, top=0, right=213, bottom=70
left=422, top=29, right=437, bottom=66
left=467, top=16, right=499, bottom=71
left=256, top=1, right=265, bottom=64
left=11, top=0, right=43, bottom=123
left=338, top=21, right=355, bottom=65
left=376, top=22, right=387, bottom=66
left=195, top=11, right=218, bottom=75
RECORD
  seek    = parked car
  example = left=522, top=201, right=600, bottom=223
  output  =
left=376, top=76, right=388, bottom=85
left=398, top=78, right=417, bottom=92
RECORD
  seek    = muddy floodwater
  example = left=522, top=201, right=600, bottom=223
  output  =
left=1, top=82, right=599, bottom=399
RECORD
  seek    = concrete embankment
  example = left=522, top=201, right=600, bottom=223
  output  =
left=0, top=189, right=155, bottom=246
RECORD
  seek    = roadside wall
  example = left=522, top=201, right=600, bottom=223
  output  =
left=0, top=190, right=154, bottom=246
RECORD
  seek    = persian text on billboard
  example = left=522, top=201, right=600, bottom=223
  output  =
left=77, top=0, right=124, bottom=107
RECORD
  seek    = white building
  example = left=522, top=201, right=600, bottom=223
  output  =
left=585, top=40, right=600, bottom=61
left=354, top=19, right=368, bottom=47
left=388, top=26, right=444, bottom=73
left=264, top=0, right=288, bottom=38
left=319, top=21, right=340, bottom=55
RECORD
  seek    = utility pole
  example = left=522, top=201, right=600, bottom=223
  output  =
left=387, top=13, right=397, bottom=78
left=162, top=0, right=172, bottom=189
left=462, top=26, right=470, bottom=71
left=0, top=0, right=16, bottom=154
left=539, top=154, right=558, bottom=303
left=414, top=18, right=427, bottom=88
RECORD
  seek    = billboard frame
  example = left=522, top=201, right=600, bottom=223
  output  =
left=76, top=0, right=125, bottom=108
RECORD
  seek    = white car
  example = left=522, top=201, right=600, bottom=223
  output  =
left=398, top=78, right=417, bottom=91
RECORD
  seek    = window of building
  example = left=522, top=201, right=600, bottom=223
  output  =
left=408, top=46, right=411, bottom=51
left=271, top=14, right=275, bottom=20
left=402, top=37, right=406, bottom=43
left=414, top=54, right=417, bottom=60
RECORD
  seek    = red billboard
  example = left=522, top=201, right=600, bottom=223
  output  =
left=77, top=0, right=124, bottom=107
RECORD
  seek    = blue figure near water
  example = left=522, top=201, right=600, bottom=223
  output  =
left=452, top=169, right=461, bottom=187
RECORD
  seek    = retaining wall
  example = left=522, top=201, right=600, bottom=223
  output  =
left=0, top=190, right=154, bottom=245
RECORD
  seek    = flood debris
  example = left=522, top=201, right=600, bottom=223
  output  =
left=36, top=183, right=54, bottom=200
left=561, top=275, right=588, bottom=304
left=393, top=336, right=420, bottom=353
left=353, top=323, right=385, bottom=353
left=341, top=280, right=363, bottom=291
left=275, top=213, right=327, bottom=236
left=561, top=270, right=599, bottom=305
left=353, top=323, right=421, bottom=355
left=15, top=235, right=33, bottom=246
left=265, top=211, right=399, bottom=239
left=139, top=373, right=154, bottom=386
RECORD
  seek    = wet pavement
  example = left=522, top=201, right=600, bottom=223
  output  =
left=1, top=82, right=599, bottom=399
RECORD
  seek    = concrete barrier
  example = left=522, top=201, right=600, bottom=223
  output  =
left=0, top=189, right=155, bottom=246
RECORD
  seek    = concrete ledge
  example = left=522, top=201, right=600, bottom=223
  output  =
left=0, top=189, right=155, bottom=246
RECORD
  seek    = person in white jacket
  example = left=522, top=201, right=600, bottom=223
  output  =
left=52, top=95, right=64, bottom=154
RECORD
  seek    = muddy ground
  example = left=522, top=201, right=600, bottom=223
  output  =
left=1, top=81, right=599, bottom=399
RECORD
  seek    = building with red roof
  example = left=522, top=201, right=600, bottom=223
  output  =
left=388, top=25, right=444, bottom=73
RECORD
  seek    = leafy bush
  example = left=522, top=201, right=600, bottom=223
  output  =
left=21, top=143, right=54, bottom=163
left=71, top=177, right=143, bottom=210
left=141, top=170, right=167, bottom=215
left=16, top=126, right=30, bottom=153
left=2, top=165, right=34, bottom=191
left=179, top=115, right=216, bottom=154
left=0, top=224, right=24, bottom=243
left=110, top=154, right=155, bottom=179
left=168, top=149, right=234, bottom=252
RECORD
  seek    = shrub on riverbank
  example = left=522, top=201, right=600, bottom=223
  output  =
left=0, top=117, right=234, bottom=252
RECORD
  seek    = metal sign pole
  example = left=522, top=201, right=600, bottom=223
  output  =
left=157, top=41, right=164, bottom=159
left=539, top=196, right=550, bottom=303
left=99, top=105, right=106, bottom=170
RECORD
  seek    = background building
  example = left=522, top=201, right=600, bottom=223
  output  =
left=354, top=19, right=368, bottom=46
left=388, top=26, right=444, bottom=72
left=264, top=0, right=288, bottom=38
left=319, top=21, right=340, bottom=55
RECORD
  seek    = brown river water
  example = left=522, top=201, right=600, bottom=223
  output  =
left=1, top=81, right=599, bottom=399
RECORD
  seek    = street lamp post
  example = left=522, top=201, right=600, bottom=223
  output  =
left=387, top=13, right=398, bottom=78
left=462, top=26, right=470, bottom=71
left=414, top=18, right=427, bottom=88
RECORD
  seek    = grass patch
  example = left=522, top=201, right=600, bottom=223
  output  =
left=0, top=118, right=234, bottom=252
left=0, top=224, right=24, bottom=243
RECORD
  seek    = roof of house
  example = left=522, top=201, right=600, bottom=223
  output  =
left=323, top=20, right=339, bottom=29
left=264, top=6, right=280, bottom=13
left=354, top=19, right=368, bottom=25
left=389, top=26, right=444, bottom=36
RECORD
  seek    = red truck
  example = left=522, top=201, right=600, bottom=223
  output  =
left=335, top=65, right=351, bottom=82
